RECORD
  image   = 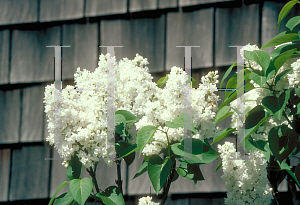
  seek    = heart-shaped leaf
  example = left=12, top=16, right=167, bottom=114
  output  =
left=262, top=90, right=290, bottom=120
left=247, top=137, right=268, bottom=152
left=177, top=161, right=204, bottom=180
left=67, top=155, right=82, bottom=180
left=249, top=70, right=267, bottom=87
left=137, top=126, right=158, bottom=156
left=245, top=105, right=270, bottom=140
left=269, top=126, right=282, bottom=162
left=272, top=48, right=297, bottom=72
left=147, top=155, right=172, bottom=195
left=96, top=186, right=125, bottom=205
left=269, top=125, right=298, bottom=163
left=132, top=161, right=148, bottom=180
left=115, top=114, right=126, bottom=136
left=244, top=50, right=270, bottom=74
left=115, top=110, right=139, bottom=124
left=115, top=142, right=135, bottom=166
left=275, top=68, right=293, bottom=84
left=171, top=138, right=203, bottom=161
left=118, top=143, right=138, bottom=159
left=69, top=178, right=93, bottom=205
left=53, top=192, right=74, bottom=205
left=212, top=127, right=236, bottom=144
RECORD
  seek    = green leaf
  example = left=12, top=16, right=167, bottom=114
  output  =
left=286, top=16, right=300, bottom=30
left=67, top=155, right=82, bottom=181
left=115, top=142, right=135, bottom=166
left=249, top=70, right=267, bottom=87
left=219, top=82, right=255, bottom=110
left=177, top=162, right=204, bottom=180
left=132, top=161, right=148, bottom=180
left=275, top=68, right=293, bottom=84
left=193, top=142, right=220, bottom=164
left=220, top=62, right=237, bottom=90
left=48, top=181, right=70, bottom=205
left=115, top=110, right=139, bottom=124
left=165, top=113, right=198, bottom=134
left=245, top=105, right=270, bottom=140
left=171, top=138, right=203, bottom=160
left=286, top=168, right=300, bottom=189
left=270, top=43, right=300, bottom=59
left=137, top=126, right=158, bottom=156
left=215, top=159, right=222, bottom=173
left=177, top=140, right=220, bottom=164
left=225, top=75, right=237, bottom=99
left=269, top=127, right=282, bottom=162
left=244, top=50, right=270, bottom=74
left=269, top=125, right=298, bottom=163
left=69, top=178, right=93, bottom=205
left=115, top=114, right=127, bottom=136
left=53, top=192, right=74, bottom=205
left=147, top=155, right=172, bottom=195
left=214, top=106, right=233, bottom=123
left=262, top=33, right=300, bottom=50
left=273, top=48, right=297, bottom=72
left=191, top=77, right=197, bottom=88
left=157, top=74, right=169, bottom=88
left=262, top=90, right=291, bottom=120
left=295, top=164, right=300, bottom=188
left=118, top=143, right=138, bottom=159
left=297, top=103, right=300, bottom=115
left=224, top=69, right=251, bottom=99
left=277, top=0, right=299, bottom=32
left=278, top=161, right=291, bottom=171
left=247, top=137, right=268, bottom=152
left=212, top=128, right=236, bottom=144
left=96, top=186, right=125, bottom=205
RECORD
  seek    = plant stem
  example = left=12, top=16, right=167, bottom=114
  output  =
left=89, top=194, right=105, bottom=205
left=115, top=159, right=123, bottom=195
left=87, top=167, right=101, bottom=193
left=267, top=178, right=280, bottom=205
left=160, top=168, right=174, bottom=205
left=160, top=157, right=175, bottom=205
left=115, top=132, right=123, bottom=195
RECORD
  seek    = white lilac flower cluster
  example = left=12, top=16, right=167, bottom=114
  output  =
left=230, top=43, right=297, bottom=141
left=44, top=53, right=158, bottom=168
left=138, top=196, right=159, bottom=205
left=136, top=68, right=220, bottom=156
left=218, top=142, right=273, bottom=205
left=44, top=53, right=220, bottom=166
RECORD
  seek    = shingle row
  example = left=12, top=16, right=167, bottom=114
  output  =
left=0, top=0, right=245, bottom=26
left=0, top=2, right=278, bottom=85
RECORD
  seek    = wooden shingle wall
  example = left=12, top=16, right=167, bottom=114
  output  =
left=0, top=0, right=296, bottom=204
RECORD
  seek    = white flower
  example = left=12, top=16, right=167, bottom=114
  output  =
left=229, top=44, right=299, bottom=141
left=218, top=142, right=273, bottom=205
left=138, top=196, right=159, bottom=205
left=137, top=68, right=220, bottom=156
left=44, top=54, right=158, bottom=168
